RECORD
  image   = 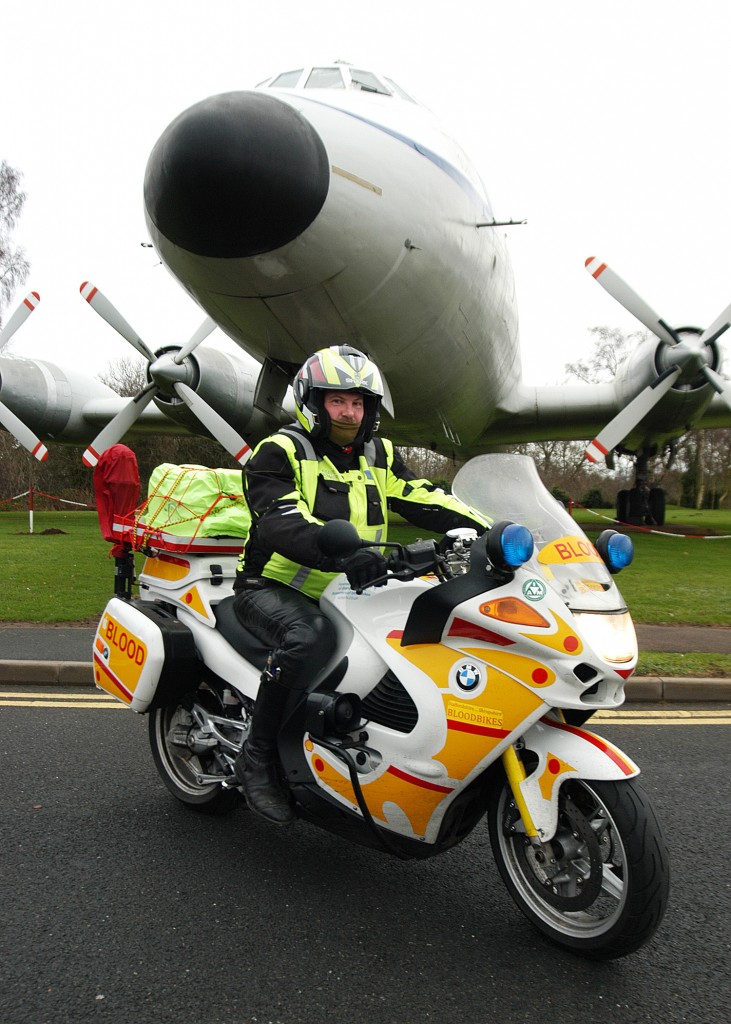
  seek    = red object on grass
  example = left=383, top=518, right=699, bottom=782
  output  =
left=93, top=444, right=140, bottom=555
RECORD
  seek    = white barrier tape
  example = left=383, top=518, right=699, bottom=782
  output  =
left=574, top=505, right=731, bottom=540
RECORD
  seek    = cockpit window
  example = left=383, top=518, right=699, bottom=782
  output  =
left=305, top=67, right=345, bottom=89
left=269, top=69, right=303, bottom=88
left=383, top=77, right=416, bottom=103
left=350, top=69, right=391, bottom=95
left=260, top=66, right=417, bottom=101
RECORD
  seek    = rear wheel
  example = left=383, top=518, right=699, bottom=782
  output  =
left=148, top=686, right=247, bottom=815
left=487, top=776, right=670, bottom=959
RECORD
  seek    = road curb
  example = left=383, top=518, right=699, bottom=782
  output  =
left=0, top=660, right=94, bottom=686
left=1, top=660, right=729, bottom=701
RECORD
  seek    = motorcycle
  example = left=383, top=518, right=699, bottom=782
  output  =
left=92, top=452, right=670, bottom=960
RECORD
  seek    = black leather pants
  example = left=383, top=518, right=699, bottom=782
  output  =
left=232, top=581, right=337, bottom=690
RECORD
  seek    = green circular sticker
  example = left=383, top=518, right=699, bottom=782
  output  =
left=522, top=578, right=547, bottom=602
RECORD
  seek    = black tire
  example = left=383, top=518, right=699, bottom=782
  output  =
left=649, top=487, right=666, bottom=526
left=148, top=694, right=242, bottom=815
left=616, top=489, right=631, bottom=523
left=487, top=776, right=670, bottom=960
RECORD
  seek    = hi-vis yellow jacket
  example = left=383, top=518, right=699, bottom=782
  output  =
left=235, top=426, right=487, bottom=600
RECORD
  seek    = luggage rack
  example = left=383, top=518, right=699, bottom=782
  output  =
left=112, top=514, right=245, bottom=556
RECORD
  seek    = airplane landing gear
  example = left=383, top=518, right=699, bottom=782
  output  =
left=616, top=485, right=665, bottom=526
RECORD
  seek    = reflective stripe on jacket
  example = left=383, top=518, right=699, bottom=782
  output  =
left=237, top=427, right=487, bottom=600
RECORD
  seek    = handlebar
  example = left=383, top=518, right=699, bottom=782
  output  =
left=317, top=520, right=478, bottom=593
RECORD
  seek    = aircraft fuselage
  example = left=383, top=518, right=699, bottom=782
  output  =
left=143, top=75, right=521, bottom=451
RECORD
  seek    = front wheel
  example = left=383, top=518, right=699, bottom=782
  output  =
left=487, top=777, right=670, bottom=960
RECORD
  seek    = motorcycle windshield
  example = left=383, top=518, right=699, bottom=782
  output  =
left=453, top=454, right=626, bottom=612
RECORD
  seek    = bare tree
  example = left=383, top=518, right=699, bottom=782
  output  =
left=398, top=446, right=458, bottom=487
left=675, top=427, right=731, bottom=510
left=0, top=432, right=30, bottom=499
left=0, top=160, right=30, bottom=317
left=564, top=326, right=647, bottom=383
left=98, top=356, right=147, bottom=397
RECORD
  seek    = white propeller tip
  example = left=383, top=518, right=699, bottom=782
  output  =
left=83, top=446, right=100, bottom=468
left=585, top=257, right=607, bottom=279
left=0, top=290, right=42, bottom=349
left=33, top=442, right=49, bottom=462
left=585, top=438, right=608, bottom=463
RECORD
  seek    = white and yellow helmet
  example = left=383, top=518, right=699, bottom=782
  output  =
left=293, top=345, right=385, bottom=442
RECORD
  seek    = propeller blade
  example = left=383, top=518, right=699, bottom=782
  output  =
left=584, top=257, right=678, bottom=347
left=82, top=383, right=157, bottom=467
left=699, top=301, right=731, bottom=347
left=0, top=400, right=48, bottom=461
left=173, top=317, right=217, bottom=365
left=0, top=291, right=40, bottom=351
left=174, top=383, right=253, bottom=465
left=585, top=366, right=681, bottom=463
left=80, top=282, right=155, bottom=363
left=701, top=366, right=731, bottom=408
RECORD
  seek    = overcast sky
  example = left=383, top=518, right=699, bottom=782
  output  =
left=3, top=0, right=730, bottom=386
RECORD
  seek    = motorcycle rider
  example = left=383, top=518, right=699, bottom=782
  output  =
left=232, top=345, right=487, bottom=824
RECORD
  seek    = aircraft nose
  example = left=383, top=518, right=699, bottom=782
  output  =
left=144, top=91, right=330, bottom=259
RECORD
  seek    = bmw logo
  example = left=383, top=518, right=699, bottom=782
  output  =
left=456, top=663, right=481, bottom=691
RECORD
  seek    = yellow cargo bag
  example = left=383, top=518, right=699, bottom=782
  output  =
left=141, top=464, right=251, bottom=539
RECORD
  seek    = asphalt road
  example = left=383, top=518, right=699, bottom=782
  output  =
left=2, top=692, right=729, bottom=1024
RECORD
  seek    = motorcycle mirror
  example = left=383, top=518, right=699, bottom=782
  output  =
left=318, top=519, right=362, bottom=558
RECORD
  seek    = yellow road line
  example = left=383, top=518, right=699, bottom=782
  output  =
left=0, top=690, right=113, bottom=700
left=596, top=717, right=731, bottom=726
left=594, top=709, right=730, bottom=719
left=0, top=690, right=124, bottom=709
left=0, top=700, right=127, bottom=708
left=593, top=709, right=731, bottom=725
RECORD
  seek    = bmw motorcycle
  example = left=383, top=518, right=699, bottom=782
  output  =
left=92, top=453, right=670, bottom=960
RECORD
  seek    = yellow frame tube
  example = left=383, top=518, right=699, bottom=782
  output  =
left=501, top=744, right=539, bottom=839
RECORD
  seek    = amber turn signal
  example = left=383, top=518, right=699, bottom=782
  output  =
left=479, top=598, right=550, bottom=627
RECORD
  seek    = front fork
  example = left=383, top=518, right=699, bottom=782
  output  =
left=500, top=714, right=640, bottom=842
left=501, top=743, right=542, bottom=844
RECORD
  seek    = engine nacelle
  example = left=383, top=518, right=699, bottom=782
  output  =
left=0, top=346, right=293, bottom=450
left=148, top=345, right=291, bottom=443
left=613, top=337, right=720, bottom=454
left=0, top=356, right=119, bottom=443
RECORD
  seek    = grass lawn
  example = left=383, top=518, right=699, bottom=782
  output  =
left=572, top=505, right=731, bottom=534
left=636, top=651, right=731, bottom=678
left=0, top=507, right=729, bottom=633
left=569, top=508, right=731, bottom=625
left=0, top=511, right=127, bottom=623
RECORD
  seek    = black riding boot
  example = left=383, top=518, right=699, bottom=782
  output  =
left=234, top=676, right=294, bottom=825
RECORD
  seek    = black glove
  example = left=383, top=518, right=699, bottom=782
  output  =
left=338, top=548, right=388, bottom=590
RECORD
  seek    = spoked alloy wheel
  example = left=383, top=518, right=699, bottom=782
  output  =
left=488, top=777, right=670, bottom=959
left=148, top=688, right=245, bottom=815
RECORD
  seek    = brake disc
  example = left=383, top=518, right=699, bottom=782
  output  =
left=513, top=793, right=604, bottom=911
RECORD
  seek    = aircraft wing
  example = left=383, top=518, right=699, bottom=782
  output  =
left=3, top=66, right=729, bottom=470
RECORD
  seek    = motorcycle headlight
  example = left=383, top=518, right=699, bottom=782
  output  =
left=573, top=611, right=637, bottom=664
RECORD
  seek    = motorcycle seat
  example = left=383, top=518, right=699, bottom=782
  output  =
left=213, top=595, right=271, bottom=671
